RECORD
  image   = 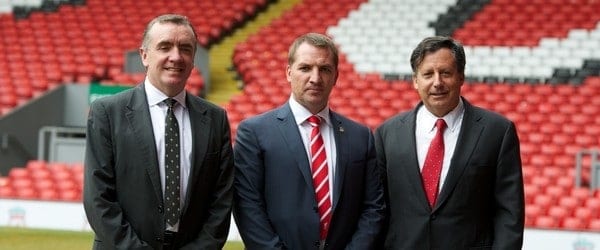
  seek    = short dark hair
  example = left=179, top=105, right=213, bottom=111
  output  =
left=410, top=36, right=465, bottom=76
left=288, top=33, right=338, bottom=68
left=141, top=14, right=198, bottom=51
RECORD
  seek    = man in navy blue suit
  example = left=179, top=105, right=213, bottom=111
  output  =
left=233, top=32, right=385, bottom=250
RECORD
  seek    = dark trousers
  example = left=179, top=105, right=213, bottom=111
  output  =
left=163, top=231, right=177, bottom=250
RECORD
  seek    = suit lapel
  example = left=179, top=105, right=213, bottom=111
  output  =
left=181, top=94, right=209, bottom=215
left=125, top=85, right=163, bottom=204
left=329, top=112, right=346, bottom=209
left=275, top=104, right=314, bottom=189
left=434, top=100, right=483, bottom=211
left=401, top=108, right=433, bottom=211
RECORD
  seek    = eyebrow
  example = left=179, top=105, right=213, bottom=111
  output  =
left=155, top=41, right=194, bottom=49
left=155, top=41, right=173, bottom=47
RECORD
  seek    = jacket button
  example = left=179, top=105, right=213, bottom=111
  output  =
left=156, top=237, right=162, bottom=242
left=158, top=206, right=163, bottom=213
left=431, top=214, right=437, bottom=220
left=314, top=241, right=320, bottom=247
left=313, top=206, right=318, bottom=213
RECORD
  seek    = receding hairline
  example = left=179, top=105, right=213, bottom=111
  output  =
left=287, top=32, right=338, bottom=68
left=141, top=14, right=198, bottom=50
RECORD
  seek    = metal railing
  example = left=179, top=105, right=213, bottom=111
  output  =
left=575, top=148, right=600, bottom=191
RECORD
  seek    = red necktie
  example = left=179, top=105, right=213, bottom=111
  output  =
left=307, top=115, right=332, bottom=240
left=421, top=118, right=447, bottom=208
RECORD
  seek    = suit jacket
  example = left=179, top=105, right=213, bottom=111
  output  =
left=233, top=103, right=385, bottom=250
left=83, top=84, right=234, bottom=250
left=374, top=98, right=524, bottom=250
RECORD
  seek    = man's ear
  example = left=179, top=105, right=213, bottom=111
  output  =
left=139, top=48, right=148, bottom=67
left=412, top=74, right=418, bottom=89
left=286, top=65, right=292, bottom=83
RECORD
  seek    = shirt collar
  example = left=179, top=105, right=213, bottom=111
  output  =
left=144, top=78, right=187, bottom=108
left=419, top=98, right=464, bottom=132
left=288, top=95, right=331, bottom=127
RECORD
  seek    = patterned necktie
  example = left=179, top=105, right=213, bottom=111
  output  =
left=421, top=118, right=447, bottom=208
left=307, top=115, right=332, bottom=240
left=164, top=98, right=180, bottom=226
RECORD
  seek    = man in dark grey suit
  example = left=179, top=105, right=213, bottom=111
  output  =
left=83, top=14, right=233, bottom=249
left=233, top=33, right=385, bottom=249
left=375, top=36, right=524, bottom=249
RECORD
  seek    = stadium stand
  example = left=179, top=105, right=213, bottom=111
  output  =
left=0, top=0, right=269, bottom=116
left=0, top=0, right=599, bottom=235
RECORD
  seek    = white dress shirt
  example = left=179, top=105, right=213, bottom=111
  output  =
left=415, top=99, right=464, bottom=194
left=289, top=97, right=337, bottom=202
left=145, top=81, right=191, bottom=231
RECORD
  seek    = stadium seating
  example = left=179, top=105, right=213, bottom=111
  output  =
left=0, top=160, right=81, bottom=201
left=0, top=0, right=268, bottom=115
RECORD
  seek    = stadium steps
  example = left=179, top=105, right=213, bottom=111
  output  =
left=206, top=0, right=301, bottom=105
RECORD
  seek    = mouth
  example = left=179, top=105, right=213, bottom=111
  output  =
left=429, top=92, right=448, bottom=97
left=165, top=67, right=184, bottom=72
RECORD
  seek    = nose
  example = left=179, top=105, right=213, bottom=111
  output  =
left=168, top=48, right=183, bottom=61
left=309, top=68, right=321, bottom=83
left=432, top=73, right=443, bottom=86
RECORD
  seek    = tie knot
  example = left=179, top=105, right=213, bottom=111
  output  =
left=435, top=118, right=447, bottom=131
left=307, top=115, right=321, bottom=127
left=164, top=98, right=177, bottom=109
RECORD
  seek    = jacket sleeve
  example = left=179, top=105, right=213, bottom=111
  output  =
left=83, top=100, right=152, bottom=250
left=182, top=109, right=235, bottom=250
left=232, top=120, right=286, bottom=250
left=345, top=129, right=386, bottom=249
left=493, top=121, right=525, bottom=249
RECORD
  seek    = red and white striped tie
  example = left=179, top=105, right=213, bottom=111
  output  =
left=308, top=115, right=332, bottom=240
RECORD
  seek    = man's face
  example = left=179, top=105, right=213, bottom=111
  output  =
left=413, top=48, right=464, bottom=117
left=286, top=42, right=338, bottom=114
left=140, top=22, right=196, bottom=97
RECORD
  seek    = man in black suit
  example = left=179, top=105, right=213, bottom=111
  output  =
left=375, top=36, right=524, bottom=249
left=233, top=33, right=385, bottom=249
left=83, top=14, right=234, bottom=249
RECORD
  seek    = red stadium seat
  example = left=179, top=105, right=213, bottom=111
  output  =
left=0, top=186, right=16, bottom=198
left=15, top=187, right=38, bottom=200
left=535, top=216, right=558, bottom=229
left=530, top=174, right=552, bottom=187
left=525, top=203, right=542, bottom=227
left=533, top=193, right=555, bottom=208
left=557, top=196, right=580, bottom=212
left=38, top=189, right=59, bottom=200
left=588, top=219, right=600, bottom=231
left=8, top=168, right=30, bottom=180
left=11, top=177, right=33, bottom=190
left=562, top=217, right=585, bottom=230
left=585, top=197, right=600, bottom=210
left=573, top=207, right=594, bottom=222
left=571, top=187, right=592, bottom=202
left=547, top=206, right=569, bottom=221
left=59, top=188, right=81, bottom=202
left=545, top=186, right=567, bottom=201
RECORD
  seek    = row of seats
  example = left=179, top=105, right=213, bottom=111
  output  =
left=0, top=0, right=268, bottom=116
left=0, top=160, right=83, bottom=201
left=3, top=158, right=598, bottom=232
left=329, top=0, right=600, bottom=83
